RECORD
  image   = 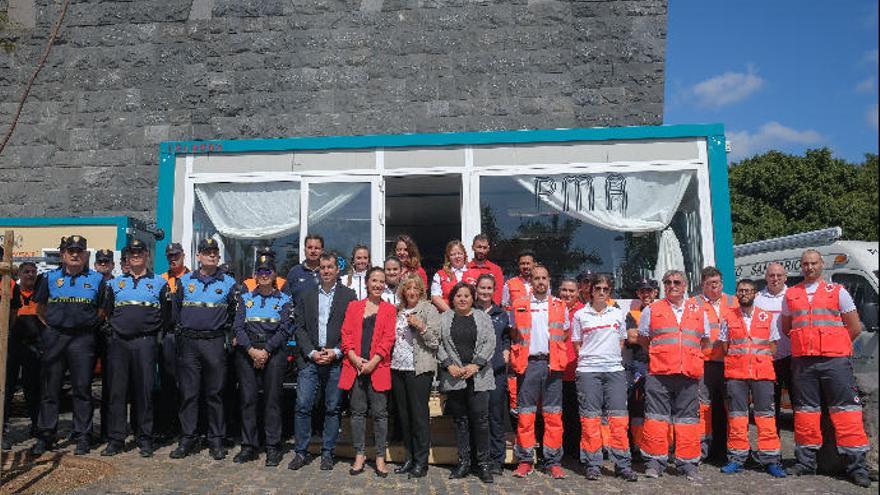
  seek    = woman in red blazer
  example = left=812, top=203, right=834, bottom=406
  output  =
left=340, top=267, right=397, bottom=477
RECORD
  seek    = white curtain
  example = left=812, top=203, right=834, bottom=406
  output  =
left=516, top=171, right=693, bottom=232
left=195, top=182, right=302, bottom=240
left=308, top=182, right=367, bottom=226
left=654, top=227, right=686, bottom=296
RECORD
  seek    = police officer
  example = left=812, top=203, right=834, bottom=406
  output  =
left=101, top=240, right=170, bottom=458
left=94, top=248, right=114, bottom=444
left=170, top=238, right=236, bottom=460
left=156, top=242, right=190, bottom=439
left=233, top=255, right=293, bottom=466
left=242, top=247, right=287, bottom=293
left=31, top=235, right=107, bottom=455
left=94, top=249, right=115, bottom=279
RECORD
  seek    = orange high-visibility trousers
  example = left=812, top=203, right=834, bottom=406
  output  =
left=575, top=370, right=631, bottom=470
left=726, top=379, right=780, bottom=465
left=513, top=359, right=564, bottom=467
left=640, top=374, right=701, bottom=472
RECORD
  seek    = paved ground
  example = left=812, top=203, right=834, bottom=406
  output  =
left=3, top=413, right=876, bottom=495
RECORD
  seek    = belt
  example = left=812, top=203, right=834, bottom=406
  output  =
left=245, top=317, right=280, bottom=323
left=528, top=354, right=549, bottom=361
left=114, top=331, right=158, bottom=341
left=179, top=328, right=226, bottom=339
left=182, top=301, right=227, bottom=308
left=115, top=301, right=160, bottom=308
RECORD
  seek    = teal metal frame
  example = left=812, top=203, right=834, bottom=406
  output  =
left=156, top=124, right=734, bottom=291
left=0, top=216, right=130, bottom=251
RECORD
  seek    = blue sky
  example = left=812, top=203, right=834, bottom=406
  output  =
left=665, top=0, right=878, bottom=163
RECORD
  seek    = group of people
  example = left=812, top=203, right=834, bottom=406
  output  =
left=0, top=232, right=872, bottom=487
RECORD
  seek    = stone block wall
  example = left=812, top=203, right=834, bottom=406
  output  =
left=0, top=0, right=666, bottom=220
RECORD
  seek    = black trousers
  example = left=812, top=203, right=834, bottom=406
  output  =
left=487, top=367, right=508, bottom=465
left=155, top=332, right=180, bottom=436
left=446, top=379, right=490, bottom=467
left=4, top=337, right=42, bottom=431
left=106, top=334, right=157, bottom=445
left=391, top=370, right=433, bottom=465
left=703, top=360, right=728, bottom=460
left=37, top=327, right=96, bottom=442
left=562, top=379, right=580, bottom=459
left=235, top=347, right=286, bottom=448
left=177, top=335, right=226, bottom=448
left=773, top=356, right=793, bottom=428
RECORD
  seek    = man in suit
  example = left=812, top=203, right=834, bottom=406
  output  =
left=288, top=253, right=357, bottom=472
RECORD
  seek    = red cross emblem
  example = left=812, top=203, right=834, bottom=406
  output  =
left=825, top=283, right=835, bottom=292
left=758, top=312, right=769, bottom=321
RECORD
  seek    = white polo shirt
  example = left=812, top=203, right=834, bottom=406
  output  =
left=754, top=286, right=789, bottom=359
left=571, top=304, right=627, bottom=373
left=430, top=266, right=466, bottom=297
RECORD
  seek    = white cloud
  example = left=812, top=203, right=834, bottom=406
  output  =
left=727, top=122, right=824, bottom=160
left=855, top=76, right=876, bottom=93
left=869, top=104, right=879, bottom=130
left=689, top=66, right=765, bottom=109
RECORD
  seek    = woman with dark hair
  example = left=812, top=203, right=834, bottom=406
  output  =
left=430, top=239, right=469, bottom=313
left=394, top=234, right=428, bottom=288
left=339, top=267, right=397, bottom=477
left=472, top=273, right=511, bottom=475
left=570, top=273, right=636, bottom=482
left=343, top=244, right=371, bottom=300
left=438, top=282, right=496, bottom=483
left=390, top=273, right=441, bottom=478
left=381, top=256, right=403, bottom=306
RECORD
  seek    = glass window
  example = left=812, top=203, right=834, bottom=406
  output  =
left=480, top=171, right=703, bottom=297
left=831, top=273, right=879, bottom=321
left=192, top=181, right=301, bottom=279
left=306, top=182, right=372, bottom=262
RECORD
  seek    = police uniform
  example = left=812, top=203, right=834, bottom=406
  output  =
left=101, top=240, right=170, bottom=457
left=233, top=256, right=293, bottom=466
left=31, top=235, right=107, bottom=455
left=94, top=248, right=114, bottom=444
left=241, top=247, right=287, bottom=293
left=171, top=238, right=237, bottom=459
left=156, top=242, right=190, bottom=438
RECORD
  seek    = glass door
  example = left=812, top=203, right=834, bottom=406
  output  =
left=301, top=176, right=382, bottom=266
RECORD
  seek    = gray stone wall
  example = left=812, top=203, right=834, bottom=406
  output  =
left=0, top=0, right=667, bottom=221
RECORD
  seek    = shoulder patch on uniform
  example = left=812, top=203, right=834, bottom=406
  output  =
left=245, top=299, right=254, bottom=308
left=187, top=283, right=196, bottom=293
left=118, top=280, right=126, bottom=289
left=56, top=278, right=65, bottom=288
left=146, top=283, right=153, bottom=290
left=215, top=288, right=223, bottom=294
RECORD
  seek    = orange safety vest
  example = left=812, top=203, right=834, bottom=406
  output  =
left=785, top=280, right=851, bottom=357
left=723, top=307, right=776, bottom=381
left=506, top=277, right=530, bottom=309
left=162, top=267, right=190, bottom=294
left=17, top=287, right=39, bottom=316
left=242, top=276, right=287, bottom=293
left=703, top=293, right=737, bottom=362
left=509, top=296, right=570, bottom=375
left=435, top=269, right=460, bottom=301
left=647, top=297, right=705, bottom=379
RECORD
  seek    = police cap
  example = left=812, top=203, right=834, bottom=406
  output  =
left=197, top=238, right=220, bottom=253
left=635, top=277, right=658, bottom=290
left=127, top=239, right=148, bottom=253
left=254, top=254, right=276, bottom=273
left=255, top=246, right=277, bottom=260
left=62, top=235, right=88, bottom=251
left=165, top=242, right=183, bottom=256
left=95, top=249, right=114, bottom=263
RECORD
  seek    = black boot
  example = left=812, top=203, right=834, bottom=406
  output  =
left=395, top=459, right=415, bottom=474
left=450, top=416, right=472, bottom=479
left=477, top=463, right=494, bottom=483
left=449, top=459, right=471, bottom=479
left=409, top=463, right=428, bottom=478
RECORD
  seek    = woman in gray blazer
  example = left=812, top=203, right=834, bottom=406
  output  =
left=437, top=281, right=496, bottom=484
left=390, top=273, right=441, bottom=478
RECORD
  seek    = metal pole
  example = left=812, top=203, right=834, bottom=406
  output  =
left=0, top=230, right=15, bottom=478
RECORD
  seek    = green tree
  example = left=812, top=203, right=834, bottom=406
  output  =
left=728, top=149, right=879, bottom=244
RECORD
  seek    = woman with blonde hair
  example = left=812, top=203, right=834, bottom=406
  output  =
left=390, top=273, right=441, bottom=478
left=394, top=234, right=428, bottom=287
left=430, top=239, right=469, bottom=313
left=343, top=244, right=371, bottom=300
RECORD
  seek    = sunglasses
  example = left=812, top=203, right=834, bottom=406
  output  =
left=662, top=279, right=685, bottom=286
left=592, top=286, right=611, bottom=293
left=255, top=270, right=274, bottom=277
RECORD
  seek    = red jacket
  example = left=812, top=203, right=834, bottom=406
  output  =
left=463, top=260, right=504, bottom=305
left=339, top=299, right=397, bottom=392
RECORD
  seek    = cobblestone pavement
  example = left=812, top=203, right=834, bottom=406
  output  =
left=3, top=414, right=875, bottom=495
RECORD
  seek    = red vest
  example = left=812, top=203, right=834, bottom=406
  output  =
left=723, top=307, right=776, bottom=380
left=510, top=296, right=570, bottom=375
left=435, top=269, right=460, bottom=301
left=703, top=293, right=738, bottom=362
left=785, top=280, right=851, bottom=357
left=647, top=297, right=706, bottom=379
left=506, top=277, right=530, bottom=309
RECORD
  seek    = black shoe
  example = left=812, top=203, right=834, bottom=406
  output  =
left=349, top=465, right=365, bottom=476
left=374, top=463, right=389, bottom=478
left=139, top=443, right=154, bottom=458
left=320, top=455, right=334, bottom=471
left=288, top=453, right=308, bottom=471
left=584, top=466, right=601, bottom=480
left=490, top=462, right=503, bottom=476
left=395, top=459, right=415, bottom=474
left=786, top=463, right=816, bottom=477
left=617, top=468, right=638, bottom=482
left=233, top=446, right=258, bottom=464
left=170, top=442, right=194, bottom=459
left=851, top=471, right=872, bottom=488
left=477, top=464, right=494, bottom=484
left=209, top=447, right=227, bottom=460
left=30, top=439, right=52, bottom=456
left=74, top=439, right=91, bottom=456
left=101, top=442, right=124, bottom=456
left=449, top=462, right=471, bottom=479
left=409, top=463, right=428, bottom=479
left=265, top=447, right=283, bottom=467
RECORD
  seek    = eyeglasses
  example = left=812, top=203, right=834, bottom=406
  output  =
left=255, top=270, right=274, bottom=277
left=663, top=279, right=685, bottom=287
left=736, top=288, right=755, bottom=294
left=592, top=286, right=611, bottom=293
